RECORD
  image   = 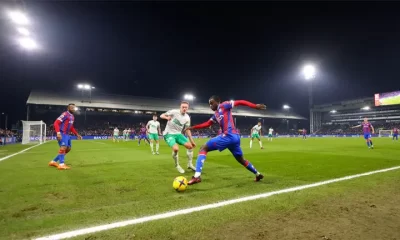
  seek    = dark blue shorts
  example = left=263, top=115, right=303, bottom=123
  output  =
left=139, top=134, right=148, bottom=139
left=206, top=133, right=243, bottom=157
left=364, top=133, right=372, bottom=140
left=58, top=134, right=71, bottom=148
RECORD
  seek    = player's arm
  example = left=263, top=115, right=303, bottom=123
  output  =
left=54, top=113, right=67, bottom=141
left=185, top=128, right=196, bottom=147
left=146, top=121, right=151, bottom=133
left=70, top=126, right=82, bottom=140
left=188, top=119, right=214, bottom=130
left=371, top=125, right=375, bottom=134
left=232, top=100, right=266, bottom=110
left=158, top=123, right=162, bottom=135
left=160, top=112, right=172, bottom=121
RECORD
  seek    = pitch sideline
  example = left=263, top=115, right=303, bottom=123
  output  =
left=0, top=143, right=45, bottom=162
left=34, top=165, right=400, bottom=240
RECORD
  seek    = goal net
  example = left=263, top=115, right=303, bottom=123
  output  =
left=378, top=129, right=392, bottom=138
left=22, top=121, right=47, bottom=145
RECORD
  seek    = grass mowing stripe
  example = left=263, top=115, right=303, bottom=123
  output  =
left=0, top=143, right=44, bottom=163
left=33, top=165, right=400, bottom=240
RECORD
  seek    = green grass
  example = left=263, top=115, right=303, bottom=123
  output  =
left=0, top=138, right=399, bottom=240
left=380, top=95, right=400, bottom=105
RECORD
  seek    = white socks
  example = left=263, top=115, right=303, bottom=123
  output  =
left=250, top=140, right=253, bottom=148
left=259, top=141, right=262, bottom=148
left=172, top=151, right=179, bottom=166
left=156, top=143, right=159, bottom=152
left=194, top=172, right=201, bottom=178
left=187, top=149, right=194, bottom=167
left=150, top=143, right=154, bottom=152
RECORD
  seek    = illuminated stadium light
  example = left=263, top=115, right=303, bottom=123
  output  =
left=17, top=27, right=30, bottom=36
left=74, top=107, right=80, bottom=111
left=18, top=37, right=38, bottom=50
left=283, top=104, right=291, bottom=110
left=362, top=106, right=370, bottom=110
left=7, top=10, right=30, bottom=25
left=184, top=94, right=195, bottom=101
left=303, top=64, right=316, bottom=80
left=330, top=110, right=337, bottom=113
left=78, top=84, right=94, bottom=90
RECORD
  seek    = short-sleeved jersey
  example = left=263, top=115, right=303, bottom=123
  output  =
left=393, top=128, right=398, bottom=134
left=123, top=130, right=127, bottom=135
left=252, top=125, right=262, bottom=134
left=147, top=120, right=160, bottom=134
left=269, top=128, right=273, bottom=134
left=114, top=129, right=119, bottom=135
left=163, top=109, right=191, bottom=135
left=57, top=111, right=75, bottom=135
left=210, top=100, right=237, bottom=135
left=362, top=122, right=372, bottom=134
left=140, top=127, right=147, bottom=134
left=302, top=129, right=307, bottom=134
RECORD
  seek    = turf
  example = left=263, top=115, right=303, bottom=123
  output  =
left=0, top=138, right=399, bottom=240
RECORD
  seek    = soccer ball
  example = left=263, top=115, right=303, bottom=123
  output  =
left=173, top=176, right=188, bottom=192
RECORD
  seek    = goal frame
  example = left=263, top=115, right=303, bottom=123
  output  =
left=378, top=129, right=393, bottom=138
left=21, top=120, right=47, bottom=144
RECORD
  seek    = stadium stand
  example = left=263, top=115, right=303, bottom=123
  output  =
left=312, top=97, right=400, bottom=134
left=25, top=90, right=307, bottom=137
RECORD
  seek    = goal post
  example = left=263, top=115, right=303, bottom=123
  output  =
left=378, top=129, right=392, bottom=138
left=22, top=121, right=47, bottom=145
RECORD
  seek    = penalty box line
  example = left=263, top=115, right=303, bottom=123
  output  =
left=34, top=165, right=400, bottom=240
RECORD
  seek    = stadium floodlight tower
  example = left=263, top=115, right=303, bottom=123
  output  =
left=302, top=64, right=316, bottom=133
left=77, top=84, right=95, bottom=103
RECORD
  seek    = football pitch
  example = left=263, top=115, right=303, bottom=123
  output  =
left=0, top=138, right=399, bottom=240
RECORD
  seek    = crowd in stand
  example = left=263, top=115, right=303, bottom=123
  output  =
left=0, top=129, right=14, bottom=137
left=317, top=122, right=400, bottom=135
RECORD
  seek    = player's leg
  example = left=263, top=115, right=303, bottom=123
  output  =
left=176, top=134, right=195, bottom=171
left=250, top=136, right=254, bottom=148
left=145, top=135, right=150, bottom=144
left=369, top=136, right=374, bottom=148
left=257, top=136, right=263, bottom=149
left=188, top=136, right=223, bottom=185
left=65, top=147, right=71, bottom=155
left=155, top=135, right=160, bottom=154
left=149, top=134, right=155, bottom=154
left=230, top=134, right=262, bottom=179
left=164, top=134, right=184, bottom=173
left=138, top=135, right=142, bottom=145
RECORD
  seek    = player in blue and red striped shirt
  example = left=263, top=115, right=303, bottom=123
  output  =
left=49, top=103, right=82, bottom=170
left=186, top=95, right=266, bottom=185
left=393, top=127, right=399, bottom=141
left=351, top=118, right=375, bottom=149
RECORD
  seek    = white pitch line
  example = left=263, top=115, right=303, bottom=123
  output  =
left=34, top=165, right=400, bottom=240
left=0, top=143, right=44, bottom=163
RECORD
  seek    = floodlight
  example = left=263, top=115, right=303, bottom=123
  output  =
left=18, top=37, right=38, bottom=50
left=8, top=10, right=29, bottom=25
left=303, top=64, right=316, bottom=80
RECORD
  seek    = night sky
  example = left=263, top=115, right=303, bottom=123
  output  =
left=1, top=1, right=400, bottom=126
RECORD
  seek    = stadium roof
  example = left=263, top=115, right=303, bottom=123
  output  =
left=312, top=97, right=374, bottom=112
left=26, top=90, right=306, bottom=120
